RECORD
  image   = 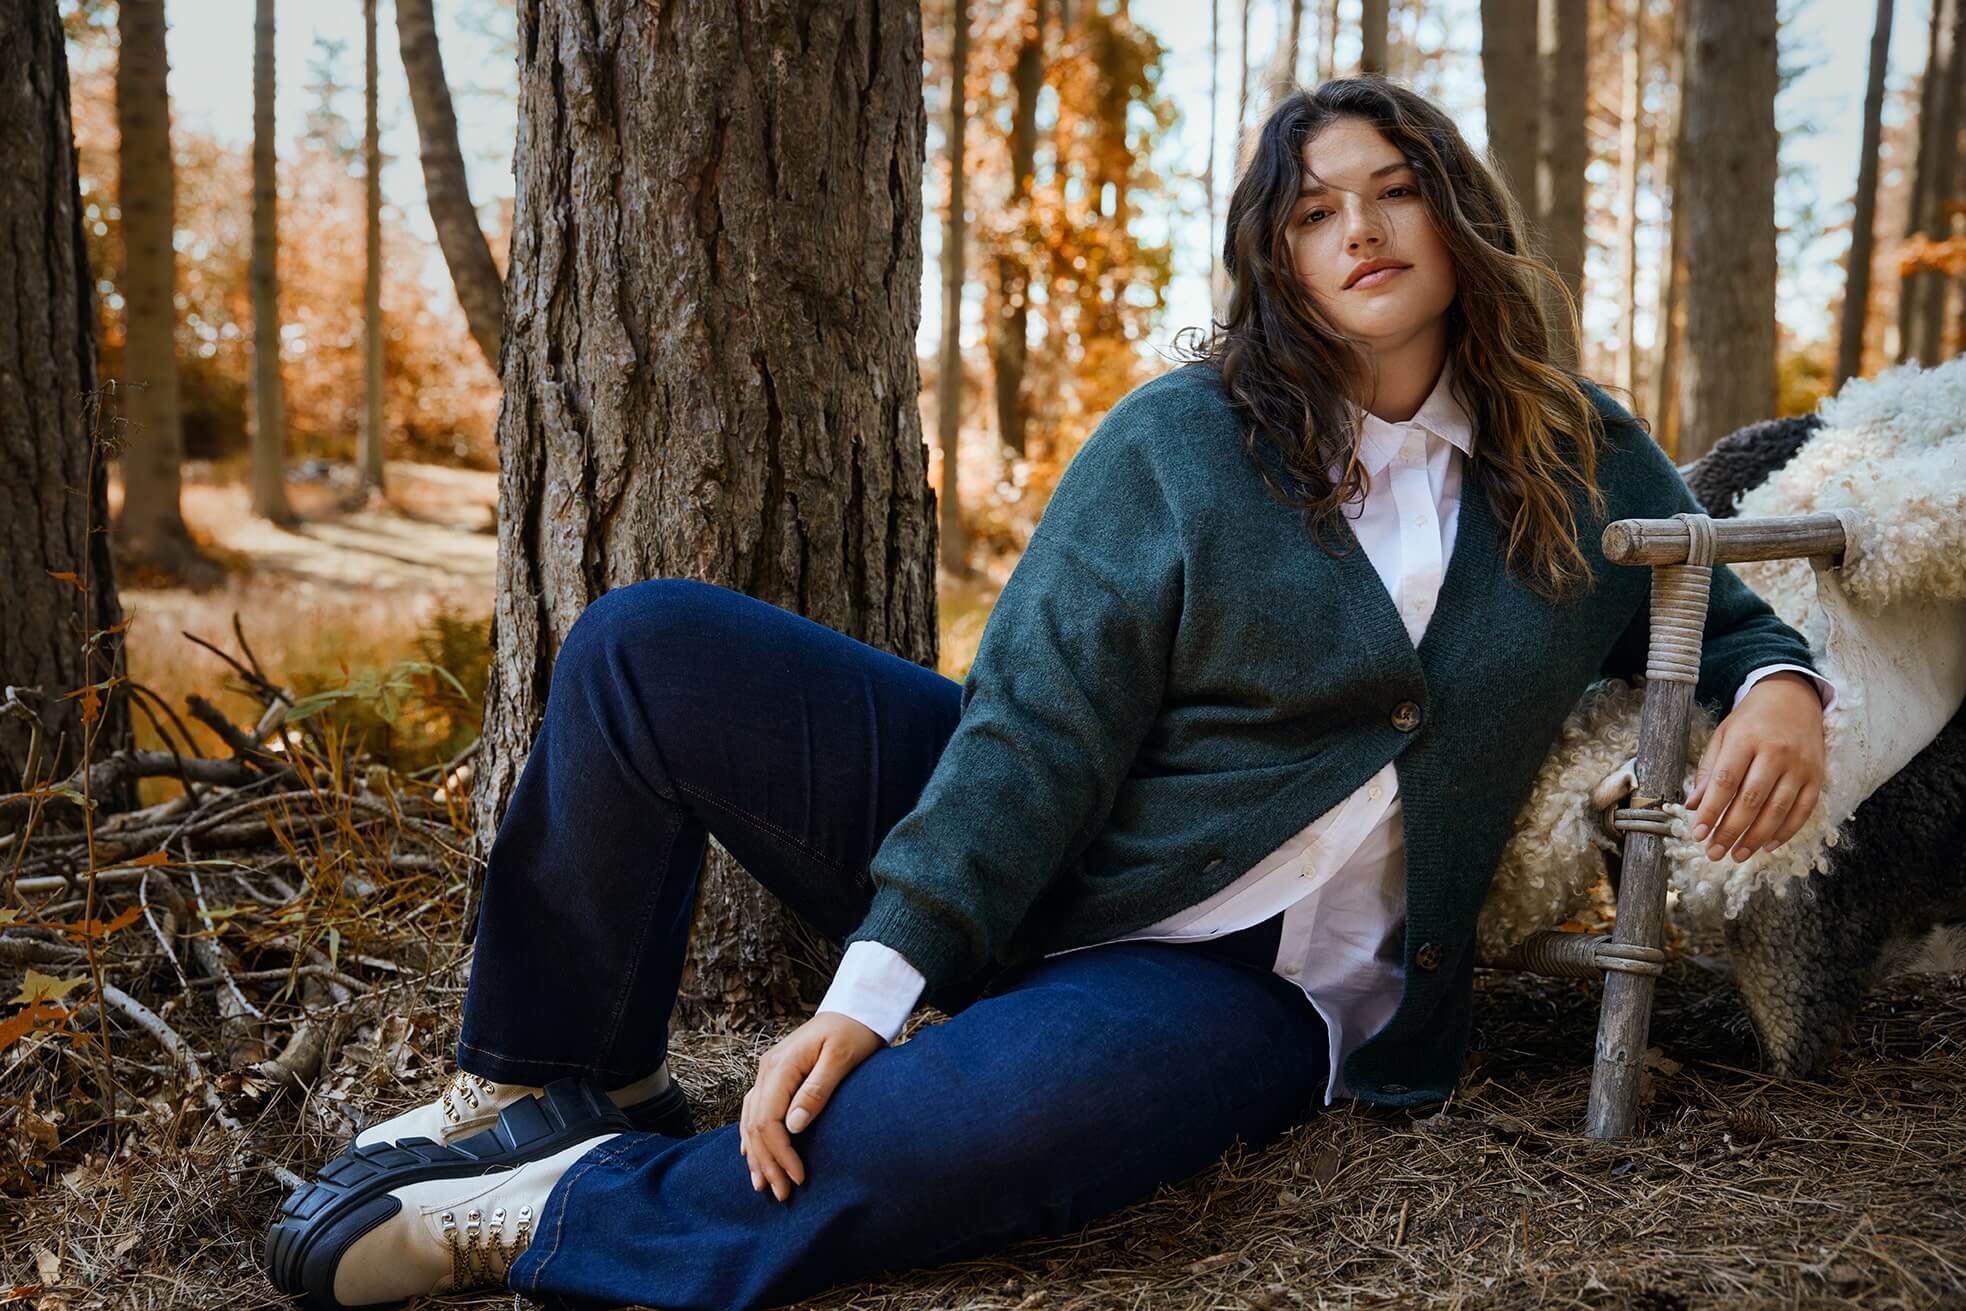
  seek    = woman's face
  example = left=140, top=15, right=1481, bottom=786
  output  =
left=1285, top=116, right=1458, bottom=352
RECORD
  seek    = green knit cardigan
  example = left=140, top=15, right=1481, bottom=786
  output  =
left=847, top=363, right=1816, bottom=1106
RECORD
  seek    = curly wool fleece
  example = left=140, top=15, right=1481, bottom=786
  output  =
left=1477, top=358, right=1966, bottom=959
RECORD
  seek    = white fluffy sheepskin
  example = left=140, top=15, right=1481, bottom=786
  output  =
left=1478, top=357, right=1966, bottom=957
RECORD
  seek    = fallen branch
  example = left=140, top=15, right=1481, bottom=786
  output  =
left=99, top=983, right=306, bottom=1191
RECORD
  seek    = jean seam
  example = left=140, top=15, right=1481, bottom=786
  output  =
left=513, top=1136, right=637, bottom=1295
left=592, top=803, right=687, bottom=1068
left=676, top=778, right=857, bottom=878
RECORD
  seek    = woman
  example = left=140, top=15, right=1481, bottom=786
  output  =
left=266, top=76, right=1830, bottom=1310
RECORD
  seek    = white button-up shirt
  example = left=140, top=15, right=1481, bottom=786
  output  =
left=819, top=362, right=1832, bottom=1103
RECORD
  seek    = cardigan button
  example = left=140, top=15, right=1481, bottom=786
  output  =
left=1414, top=941, right=1444, bottom=971
left=1390, top=700, right=1423, bottom=732
left=1381, top=1083, right=1410, bottom=1095
left=1203, top=856, right=1225, bottom=874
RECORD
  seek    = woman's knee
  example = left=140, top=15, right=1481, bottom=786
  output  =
left=554, top=577, right=732, bottom=688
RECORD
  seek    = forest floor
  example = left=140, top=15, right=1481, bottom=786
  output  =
left=5, top=466, right=1962, bottom=1308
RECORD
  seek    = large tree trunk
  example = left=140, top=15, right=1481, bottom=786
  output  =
left=1318, top=0, right=1338, bottom=82
left=1908, top=0, right=1965, bottom=364
left=1479, top=0, right=1538, bottom=212
left=396, top=0, right=505, bottom=368
left=360, top=0, right=386, bottom=492
left=1676, top=0, right=1778, bottom=462
left=476, top=0, right=934, bottom=1023
left=1839, top=0, right=1895, bottom=387
left=991, top=0, right=1047, bottom=459
left=1537, top=0, right=1588, bottom=368
left=0, top=1, right=130, bottom=795
left=250, top=0, right=295, bottom=525
left=938, top=0, right=970, bottom=579
left=1614, top=0, right=1644, bottom=394
left=114, top=0, right=193, bottom=566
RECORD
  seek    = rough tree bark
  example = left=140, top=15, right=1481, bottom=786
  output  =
left=250, top=0, right=296, bottom=525
left=1479, top=0, right=1538, bottom=213
left=476, top=0, right=934, bottom=1022
left=0, top=1, right=130, bottom=795
left=1676, top=0, right=1779, bottom=462
left=114, top=0, right=194, bottom=566
left=1537, top=0, right=1588, bottom=369
left=992, top=0, right=1047, bottom=459
left=938, top=0, right=970, bottom=579
left=1838, top=0, right=1894, bottom=387
left=360, top=0, right=386, bottom=491
left=396, top=0, right=505, bottom=368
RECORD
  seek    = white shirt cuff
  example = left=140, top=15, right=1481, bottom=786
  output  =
left=1734, top=663, right=1838, bottom=714
left=816, top=940, right=927, bottom=1044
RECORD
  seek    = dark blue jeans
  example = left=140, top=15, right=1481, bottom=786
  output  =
left=462, top=579, right=1329, bottom=1310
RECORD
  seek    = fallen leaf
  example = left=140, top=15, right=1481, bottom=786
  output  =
left=32, top=1249, right=58, bottom=1286
left=46, top=570, right=86, bottom=592
left=11, top=971, right=88, bottom=1006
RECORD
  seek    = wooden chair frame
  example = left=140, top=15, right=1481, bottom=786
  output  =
left=1485, top=509, right=1854, bottom=1138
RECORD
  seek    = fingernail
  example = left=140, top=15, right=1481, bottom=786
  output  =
left=751, top=1170, right=761, bottom=1191
left=1693, top=823, right=1709, bottom=839
left=1707, top=843, right=1725, bottom=861
left=786, top=1107, right=809, bottom=1133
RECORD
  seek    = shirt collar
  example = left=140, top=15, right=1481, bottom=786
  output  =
left=1343, top=360, right=1476, bottom=478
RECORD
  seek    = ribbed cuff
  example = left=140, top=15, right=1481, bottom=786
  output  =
left=843, top=885, right=969, bottom=996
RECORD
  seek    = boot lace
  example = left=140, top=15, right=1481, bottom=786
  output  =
left=438, top=1203, right=533, bottom=1289
left=439, top=1072, right=500, bottom=1127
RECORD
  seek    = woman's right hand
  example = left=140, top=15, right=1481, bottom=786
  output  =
left=739, top=1010, right=885, bottom=1202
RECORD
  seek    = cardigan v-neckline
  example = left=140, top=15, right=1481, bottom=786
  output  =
left=1320, top=456, right=1501, bottom=679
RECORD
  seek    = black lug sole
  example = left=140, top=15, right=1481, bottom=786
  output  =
left=265, top=1077, right=630, bottom=1310
left=621, top=1078, right=694, bottom=1138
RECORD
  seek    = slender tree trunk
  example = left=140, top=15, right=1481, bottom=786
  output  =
left=1899, top=0, right=1947, bottom=362
left=938, top=0, right=970, bottom=578
left=397, top=0, right=505, bottom=368
left=1615, top=0, right=1644, bottom=394
left=1235, top=0, right=1251, bottom=132
left=1676, top=0, right=1778, bottom=462
left=0, top=0, right=130, bottom=796
left=250, top=0, right=295, bottom=525
left=1360, top=0, right=1389, bottom=74
left=1839, top=0, right=1895, bottom=386
left=361, top=0, right=386, bottom=492
left=991, top=0, right=1047, bottom=459
left=477, top=0, right=933, bottom=1021
left=1911, top=0, right=1965, bottom=363
left=1480, top=0, right=1539, bottom=213
left=1318, top=0, right=1338, bottom=82
left=1537, top=0, right=1588, bottom=368
left=1279, top=0, right=1304, bottom=90
left=114, top=0, right=193, bottom=565
left=1208, top=0, right=1227, bottom=319
left=1647, top=0, right=1686, bottom=447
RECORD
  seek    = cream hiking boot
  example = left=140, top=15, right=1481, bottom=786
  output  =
left=268, top=1078, right=628, bottom=1309
left=351, top=1058, right=688, bottom=1149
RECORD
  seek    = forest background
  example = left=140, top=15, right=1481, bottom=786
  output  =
left=6, top=0, right=1966, bottom=1303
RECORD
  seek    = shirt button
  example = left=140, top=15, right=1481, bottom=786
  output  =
left=1368, top=784, right=1383, bottom=801
left=1390, top=701, right=1422, bottom=732
left=1414, top=941, right=1444, bottom=971
left=1411, top=514, right=1427, bottom=528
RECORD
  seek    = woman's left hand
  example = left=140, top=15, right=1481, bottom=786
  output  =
left=1686, top=672, right=1827, bottom=862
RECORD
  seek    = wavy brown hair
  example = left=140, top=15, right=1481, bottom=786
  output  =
left=1175, top=76, right=1617, bottom=601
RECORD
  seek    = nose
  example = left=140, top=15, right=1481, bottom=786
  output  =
left=1343, top=197, right=1387, bottom=252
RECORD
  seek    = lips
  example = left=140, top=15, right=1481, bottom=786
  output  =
left=1345, top=261, right=1411, bottom=290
